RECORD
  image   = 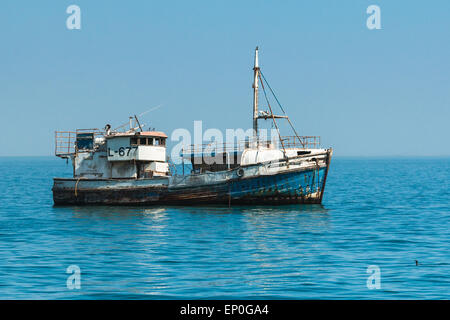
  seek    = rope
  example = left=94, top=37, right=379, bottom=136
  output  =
left=74, top=178, right=81, bottom=197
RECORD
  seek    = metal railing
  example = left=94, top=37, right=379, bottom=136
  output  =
left=181, top=135, right=321, bottom=156
left=55, top=131, right=76, bottom=157
left=280, top=136, right=321, bottom=149
left=55, top=129, right=103, bottom=157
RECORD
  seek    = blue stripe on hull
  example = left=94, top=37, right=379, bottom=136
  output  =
left=53, top=167, right=329, bottom=205
left=230, top=168, right=327, bottom=200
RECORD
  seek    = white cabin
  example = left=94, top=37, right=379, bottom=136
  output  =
left=56, top=130, right=169, bottom=179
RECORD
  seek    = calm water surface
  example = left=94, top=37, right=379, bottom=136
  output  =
left=0, top=157, right=448, bottom=299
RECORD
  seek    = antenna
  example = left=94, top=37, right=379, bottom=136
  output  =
left=112, top=104, right=163, bottom=132
left=134, top=115, right=143, bottom=132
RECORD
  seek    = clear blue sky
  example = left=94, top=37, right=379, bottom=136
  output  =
left=1, top=0, right=449, bottom=156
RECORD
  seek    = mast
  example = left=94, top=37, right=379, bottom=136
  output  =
left=252, top=46, right=260, bottom=143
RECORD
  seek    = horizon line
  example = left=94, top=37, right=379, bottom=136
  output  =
left=1, top=154, right=449, bottom=159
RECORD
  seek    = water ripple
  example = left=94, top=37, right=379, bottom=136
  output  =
left=0, top=157, right=449, bottom=299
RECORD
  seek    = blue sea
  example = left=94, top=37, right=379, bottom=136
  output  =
left=0, top=157, right=448, bottom=299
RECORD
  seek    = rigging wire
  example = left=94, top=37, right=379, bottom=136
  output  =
left=260, top=70, right=305, bottom=147
left=258, top=73, right=287, bottom=154
left=260, top=71, right=286, bottom=114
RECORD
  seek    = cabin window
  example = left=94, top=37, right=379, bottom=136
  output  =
left=148, top=138, right=154, bottom=145
left=130, top=138, right=138, bottom=146
left=139, top=138, right=147, bottom=145
left=76, top=133, right=94, bottom=150
left=160, top=138, right=166, bottom=146
left=154, top=138, right=160, bottom=146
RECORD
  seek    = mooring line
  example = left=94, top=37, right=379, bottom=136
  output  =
left=74, top=178, right=81, bottom=197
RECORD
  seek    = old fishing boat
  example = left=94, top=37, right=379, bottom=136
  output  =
left=52, top=47, right=332, bottom=205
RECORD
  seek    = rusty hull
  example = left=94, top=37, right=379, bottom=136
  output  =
left=53, top=149, right=332, bottom=206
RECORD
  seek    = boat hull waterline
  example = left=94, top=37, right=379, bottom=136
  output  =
left=53, top=150, right=332, bottom=205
